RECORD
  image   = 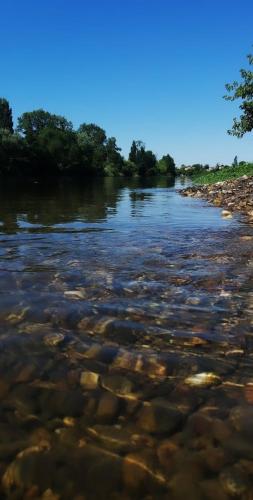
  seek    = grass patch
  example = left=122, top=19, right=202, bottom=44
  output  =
left=193, top=163, right=253, bottom=185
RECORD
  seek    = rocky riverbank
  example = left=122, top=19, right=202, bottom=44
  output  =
left=180, top=175, right=253, bottom=221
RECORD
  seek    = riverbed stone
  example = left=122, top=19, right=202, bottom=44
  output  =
left=200, top=479, right=229, bottom=500
left=220, top=466, right=251, bottom=497
left=87, top=425, right=136, bottom=453
left=169, top=470, right=204, bottom=500
left=55, top=427, right=81, bottom=447
left=199, top=445, right=227, bottom=473
left=211, top=418, right=232, bottom=443
left=44, top=333, right=65, bottom=347
left=41, top=489, right=60, bottom=500
left=184, top=372, right=221, bottom=388
left=39, top=389, right=85, bottom=418
left=100, top=373, right=135, bottom=397
left=80, top=370, right=100, bottom=389
left=186, top=411, right=213, bottom=437
left=221, top=210, right=233, bottom=218
left=82, top=445, right=122, bottom=500
left=15, top=364, right=36, bottom=383
left=157, top=439, right=179, bottom=472
left=244, top=383, right=253, bottom=404
left=63, top=416, right=76, bottom=427
left=137, top=398, right=183, bottom=434
left=122, top=450, right=166, bottom=495
left=96, top=391, right=120, bottom=423
left=229, top=406, right=253, bottom=437
left=29, top=427, right=52, bottom=446
left=2, top=450, right=54, bottom=493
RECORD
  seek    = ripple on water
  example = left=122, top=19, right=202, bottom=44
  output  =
left=0, top=178, right=252, bottom=498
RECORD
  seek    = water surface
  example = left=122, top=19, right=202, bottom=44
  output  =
left=0, top=178, right=253, bottom=499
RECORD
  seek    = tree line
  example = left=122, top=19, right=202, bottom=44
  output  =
left=0, top=99, right=176, bottom=178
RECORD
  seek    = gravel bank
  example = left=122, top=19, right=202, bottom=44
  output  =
left=180, top=175, right=253, bottom=221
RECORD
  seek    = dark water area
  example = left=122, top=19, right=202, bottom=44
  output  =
left=0, top=177, right=253, bottom=499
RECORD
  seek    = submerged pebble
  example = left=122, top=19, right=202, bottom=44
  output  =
left=101, top=374, right=135, bottom=397
left=44, top=333, right=65, bottom=346
left=0, top=180, right=253, bottom=498
left=137, top=398, right=183, bottom=434
left=220, top=467, right=250, bottom=497
left=221, top=210, right=233, bottom=219
left=80, top=371, right=100, bottom=389
left=184, top=372, right=221, bottom=387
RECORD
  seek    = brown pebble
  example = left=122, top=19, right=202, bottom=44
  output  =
left=96, top=392, right=120, bottom=423
left=200, top=446, right=226, bottom=473
left=244, top=383, right=253, bottom=404
left=212, top=418, right=232, bottom=443
left=15, top=365, right=36, bottom=383
left=80, top=371, right=99, bottom=389
left=157, top=440, right=179, bottom=471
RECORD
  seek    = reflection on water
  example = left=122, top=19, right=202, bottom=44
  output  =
left=0, top=177, right=253, bottom=499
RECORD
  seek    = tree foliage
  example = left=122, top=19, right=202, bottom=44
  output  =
left=0, top=129, right=30, bottom=175
left=129, top=140, right=138, bottom=164
left=0, top=99, right=176, bottom=178
left=17, top=109, right=73, bottom=141
left=224, top=52, right=253, bottom=137
left=36, top=128, right=81, bottom=173
left=157, top=154, right=176, bottom=176
left=0, top=98, right=14, bottom=133
left=77, top=123, right=106, bottom=147
left=104, top=137, right=124, bottom=175
left=128, top=141, right=158, bottom=176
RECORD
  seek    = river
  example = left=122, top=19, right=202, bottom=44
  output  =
left=0, top=177, right=253, bottom=499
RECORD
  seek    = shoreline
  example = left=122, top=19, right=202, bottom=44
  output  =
left=180, top=174, right=253, bottom=223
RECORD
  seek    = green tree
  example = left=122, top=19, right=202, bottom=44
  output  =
left=129, top=140, right=138, bottom=163
left=121, top=160, right=137, bottom=177
left=139, top=150, right=157, bottom=176
left=128, top=140, right=145, bottom=164
left=0, top=100, right=176, bottom=179
left=77, top=123, right=106, bottom=147
left=0, top=128, right=30, bottom=174
left=224, top=52, right=253, bottom=137
left=157, top=154, right=176, bottom=176
left=104, top=137, right=124, bottom=175
left=0, top=98, right=14, bottom=133
left=77, top=123, right=107, bottom=175
left=36, top=128, right=81, bottom=173
left=128, top=140, right=157, bottom=176
left=17, top=109, right=73, bottom=141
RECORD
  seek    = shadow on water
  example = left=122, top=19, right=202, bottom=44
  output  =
left=0, top=176, right=253, bottom=498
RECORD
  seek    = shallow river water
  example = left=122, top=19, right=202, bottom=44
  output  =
left=0, top=178, right=253, bottom=499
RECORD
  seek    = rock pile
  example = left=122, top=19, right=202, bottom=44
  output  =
left=180, top=175, right=253, bottom=221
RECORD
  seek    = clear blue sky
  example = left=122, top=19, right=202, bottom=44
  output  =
left=1, top=0, right=253, bottom=165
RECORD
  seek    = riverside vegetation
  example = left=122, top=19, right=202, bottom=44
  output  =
left=191, top=162, right=253, bottom=185
left=0, top=99, right=176, bottom=179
